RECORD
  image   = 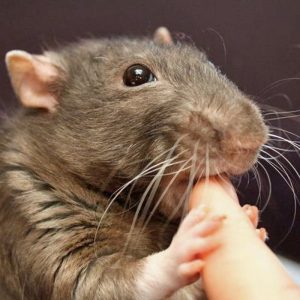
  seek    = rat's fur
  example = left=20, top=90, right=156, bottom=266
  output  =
left=0, top=35, right=267, bottom=299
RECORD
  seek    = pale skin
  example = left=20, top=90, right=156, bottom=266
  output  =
left=136, top=177, right=300, bottom=300
left=135, top=188, right=263, bottom=299
left=190, top=178, right=300, bottom=300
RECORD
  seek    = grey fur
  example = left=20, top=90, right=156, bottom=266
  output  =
left=0, top=36, right=267, bottom=299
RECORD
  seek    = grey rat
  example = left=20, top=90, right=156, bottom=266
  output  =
left=0, top=27, right=268, bottom=299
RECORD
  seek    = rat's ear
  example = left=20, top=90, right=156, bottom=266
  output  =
left=153, top=27, right=173, bottom=45
left=5, top=50, right=61, bottom=112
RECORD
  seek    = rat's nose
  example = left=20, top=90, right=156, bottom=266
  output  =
left=179, top=98, right=268, bottom=169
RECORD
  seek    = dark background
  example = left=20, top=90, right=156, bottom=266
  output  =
left=0, top=0, right=299, bottom=260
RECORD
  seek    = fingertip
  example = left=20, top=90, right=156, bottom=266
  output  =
left=190, top=177, right=238, bottom=210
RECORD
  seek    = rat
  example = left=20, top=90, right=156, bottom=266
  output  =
left=0, top=27, right=268, bottom=300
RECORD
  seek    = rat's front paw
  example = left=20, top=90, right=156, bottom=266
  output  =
left=135, top=207, right=224, bottom=299
left=164, top=207, right=224, bottom=288
left=136, top=208, right=225, bottom=299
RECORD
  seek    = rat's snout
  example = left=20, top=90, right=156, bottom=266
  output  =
left=178, top=98, right=268, bottom=175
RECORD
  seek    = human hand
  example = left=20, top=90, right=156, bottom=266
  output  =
left=189, top=177, right=300, bottom=300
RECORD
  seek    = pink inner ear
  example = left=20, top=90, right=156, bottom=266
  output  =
left=154, top=27, right=173, bottom=45
left=6, top=50, right=59, bottom=112
left=19, top=74, right=58, bottom=112
left=33, top=55, right=60, bottom=83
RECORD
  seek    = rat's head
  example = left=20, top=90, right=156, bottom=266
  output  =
left=5, top=27, right=268, bottom=218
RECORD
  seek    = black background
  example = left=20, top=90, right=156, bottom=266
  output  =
left=0, top=0, right=299, bottom=260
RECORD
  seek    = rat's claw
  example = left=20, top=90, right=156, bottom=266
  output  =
left=191, top=215, right=226, bottom=237
left=242, top=204, right=259, bottom=228
left=178, top=259, right=204, bottom=285
left=178, top=205, right=207, bottom=234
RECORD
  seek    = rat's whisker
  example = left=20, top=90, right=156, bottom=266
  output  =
left=255, top=160, right=272, bottom=211
left=180, top=142, right=201, bottom=218
left=159, top=147, right=203, bottom=230
left=112, top=159, right=188, bottom=222
left=260, top=147, right=281, bottom=160
left=259, top=103, right=295, bottom=120
left=269, top=127, right=300, bottom=144
left=121, top=156, right=188, bottom=214
left=263, top=108, right=300, bottom=117
left=140, top=157, right=195, bottom=235
left=264, top=145, right=300, bottom=185
left=245, top=167, right=251, bottom=187
left=100, top=155, right=183, bottom=215
left=111, top=152, right=186, bottom=200
left=231, top=171, right=243, bottom=190
left=93, top=150, right=186, bottom=253
left=139, top=141, right=185, bottom=225
left=259, top=154, right=298, bottom=246
left=204, top=27, right=227, bottom=65
left=124, top=154, right=190, bottom=252
left=260, top=93, right=292, bottom=109
left=120, top=137, right=187, bottom=214
left=266, top=114, right=300, bottom=122
left=261, top=151, right=292, bottom=188
left=258, top=77, right=300, bottom=96
left=122, top=143, right=185, bottom=247
left=259, top=152, right=297, bottom=206
left=149, top=148, right=203, bottom=234
left=251, top=164, right=263, bottom=207
left=267, top=133, right=300, bottom=161
left=167, top=159, right=203, bottom=226
left=262, top=143, right=298, bottom=154
left=204, top=144, right=210, bottom=183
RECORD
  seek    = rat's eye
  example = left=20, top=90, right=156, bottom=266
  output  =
left=123, top=64, right=157, bottom=87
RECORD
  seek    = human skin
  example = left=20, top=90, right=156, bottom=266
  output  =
left=189, top=177, right=300, bottom=300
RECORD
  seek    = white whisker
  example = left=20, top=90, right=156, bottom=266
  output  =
left=168, top=160, right=203, bottom=225
left=255, top=160, right=272, bottom=211
left=258, top=77, right=300, bottom=96
left=141, top=157, right=195, bottom=234
left=93, top=137, right=187, bottom=254
left=123, top=137, right=188, bottom=251
left=251, top=164, right=263, bottom=207
left=259, top=154, right=298, bottom=246
left=266, top=114, right=300, bottom=122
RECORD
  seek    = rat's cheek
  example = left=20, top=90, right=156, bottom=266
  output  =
left=154, top=177, right=191, bottom=218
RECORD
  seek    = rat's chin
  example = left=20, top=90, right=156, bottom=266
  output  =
left=156, top=176, right=201, bottom=219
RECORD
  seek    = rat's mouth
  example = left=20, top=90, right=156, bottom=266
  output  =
left=155, top=170, right=213, bottom=216
left=155, top=152, right=258, bottom=219
left=177, top=171, right=228, bottom=192
left=156, top=160, right=247, bottom=219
